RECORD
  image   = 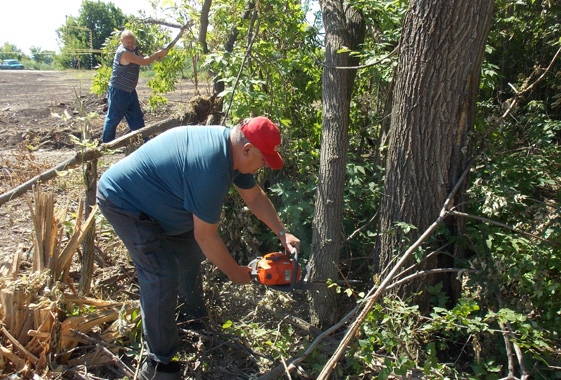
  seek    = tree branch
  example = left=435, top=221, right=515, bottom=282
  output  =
left=136, top=17, right=184, bottom=29
left=500, top=44, right=561, bottom=120
left=314, top=162, right=472, bottom=380
left=165, top=22, right=193, bottom=51
left=448, top=210, right=558, bottom=247
left=345, top=211, right=378, bottom=242
left=385, top=268, right=477, bottom=291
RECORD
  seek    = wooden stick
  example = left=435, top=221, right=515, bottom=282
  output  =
left=315, top=166, right=470, bottom=379
left=1, top=326, right=39, bottom=365
left=0, top=114, right=195, bottom=207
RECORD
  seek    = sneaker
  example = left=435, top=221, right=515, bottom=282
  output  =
left=139, top=358, right=181, bottom=380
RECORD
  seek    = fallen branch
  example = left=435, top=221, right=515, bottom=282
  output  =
left=449, top=210, right=558, bottom=247
left=314, top=162, right=473, bottom=380
left=0, top=113, right=197, bottom=207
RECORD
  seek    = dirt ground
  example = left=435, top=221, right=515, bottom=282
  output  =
left=0, top=70, right=313, bottom=379
left=0, top=70, right=202, bottom=259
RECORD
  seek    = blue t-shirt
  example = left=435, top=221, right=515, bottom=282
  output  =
left=98, top=125, right=256, bottom=235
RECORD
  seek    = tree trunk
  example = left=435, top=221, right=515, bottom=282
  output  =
left=198, top=0, right=212, bottom=54
left=309, top=0, right=365, bottom=328
left=376, top=0, right=493, bottom=309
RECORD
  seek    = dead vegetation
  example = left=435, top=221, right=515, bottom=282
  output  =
left=0, top=92, right=321, bottom=379
left=0, top=186, right=138, bottom=377
left=0, top=181, right=316, bottom=379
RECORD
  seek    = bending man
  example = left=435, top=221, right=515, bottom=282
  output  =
left=96, top=117, right=300, bottom=379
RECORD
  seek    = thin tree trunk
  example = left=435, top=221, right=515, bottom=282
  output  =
left=309, top=0, right=365, bottom=328
left=198, top=0, right=212, bottom=54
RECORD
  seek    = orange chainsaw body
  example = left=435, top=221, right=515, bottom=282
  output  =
left=256, top=252, right=301, bottom=286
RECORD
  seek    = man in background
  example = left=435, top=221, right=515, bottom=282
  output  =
left=101, top=30, right=168, bottom=143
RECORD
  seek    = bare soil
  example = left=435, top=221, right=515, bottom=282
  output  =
left=0, top=70, right=312, bottom=379
left=0, top=70, right=200, bottom=258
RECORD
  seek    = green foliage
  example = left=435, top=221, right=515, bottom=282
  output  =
left=56, top=0, right=129, bottom=69
left=202, top=0, right=323, bottom=134
left=459, top=2, right=561, bottom=376
left=270, top=175, right=317, bottom=253
left=91, top=64, right=113, bottom=96
left=222, top=319, right=300, bottom=361
left=0, top=42, right=24, bottom=60
left=147, top=48, right=187, bottom=109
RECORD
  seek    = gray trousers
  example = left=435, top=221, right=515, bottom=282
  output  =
left=97, top=195, right=205, bottom=364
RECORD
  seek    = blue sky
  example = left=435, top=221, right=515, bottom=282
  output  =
left=1, top=0, right=157, bottom=55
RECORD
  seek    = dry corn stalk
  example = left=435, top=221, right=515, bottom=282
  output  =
left=26, top=186, right=98, bottom=281
left=0, top=186, right=106, bottom=373
left=26, top=186, right=64, bottom=273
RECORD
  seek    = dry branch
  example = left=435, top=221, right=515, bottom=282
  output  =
left=0, top=107, right=205, bottom=207
left=315, top=163, right=471, bottom=380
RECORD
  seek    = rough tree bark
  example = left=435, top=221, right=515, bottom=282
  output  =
left=198, top=0, right=212, bottom=54
left=309, top=0, right=365, bottom=328
left=376, top=0, right=494, bottom=308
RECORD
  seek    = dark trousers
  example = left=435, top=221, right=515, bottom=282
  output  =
left=97, top=195, right=205, bottom=364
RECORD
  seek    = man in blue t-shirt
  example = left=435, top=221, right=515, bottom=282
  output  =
left=97, top=117, right=300, bottom=379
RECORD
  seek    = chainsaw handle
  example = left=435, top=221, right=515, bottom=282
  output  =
left=289, top=248, right=298, bottom=289
left=247, top=257, right=259, bottom=281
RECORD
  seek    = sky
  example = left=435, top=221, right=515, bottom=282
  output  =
left=0, top=0, right=159, bottom=55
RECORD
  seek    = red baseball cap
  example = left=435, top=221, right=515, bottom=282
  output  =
left=241, top=117, right=283, bottom=170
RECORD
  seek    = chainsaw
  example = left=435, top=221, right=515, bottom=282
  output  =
left=247, top=249, right=310, bottom=292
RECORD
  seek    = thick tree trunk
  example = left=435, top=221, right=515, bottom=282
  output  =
left=376, top=0, right=493, bottom=309
left=309, top=0, right=364, bottom=328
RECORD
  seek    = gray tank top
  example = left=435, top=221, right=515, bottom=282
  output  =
left=109, top=44, right=140, bottom=93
